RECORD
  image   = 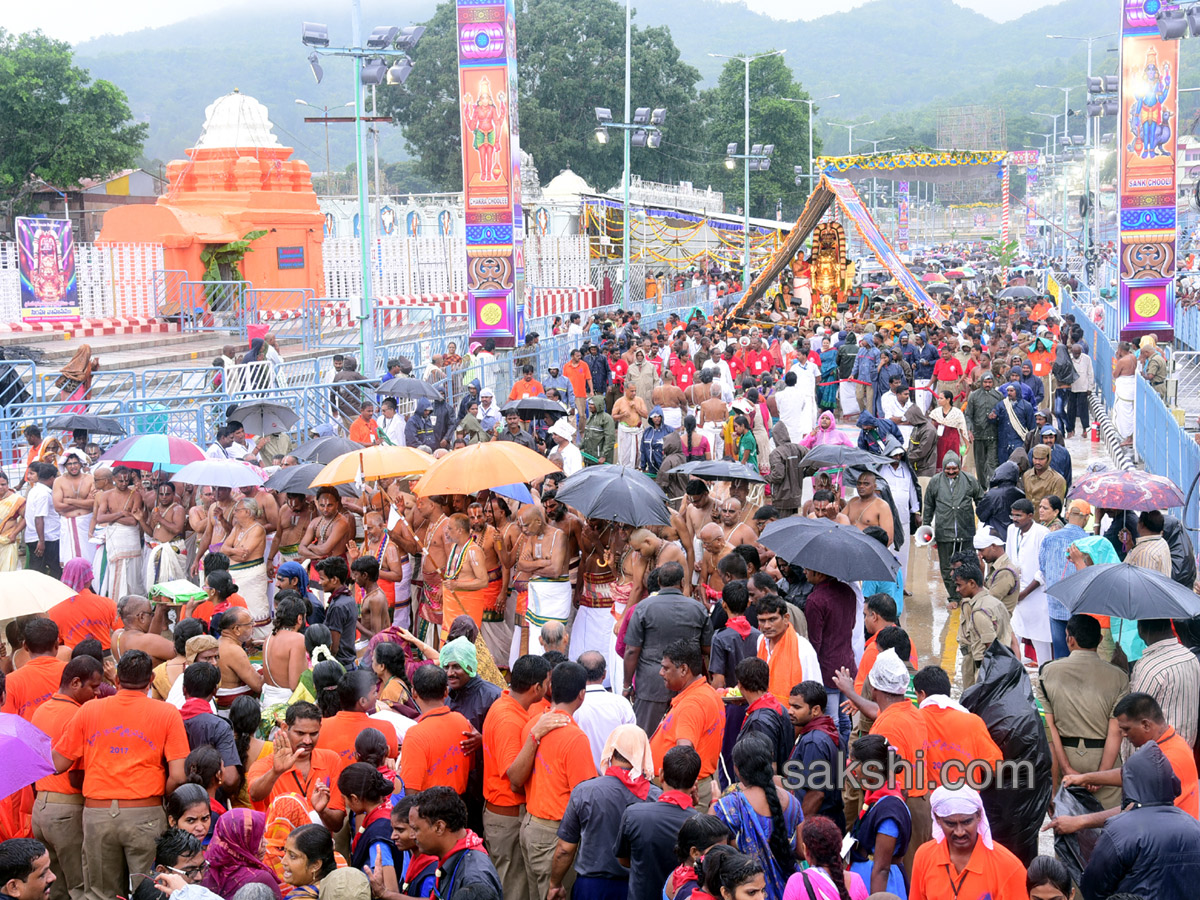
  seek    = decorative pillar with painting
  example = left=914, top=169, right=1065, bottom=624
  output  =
left=456, top=0, right=526, bottom=349
left=1117, top=5, right=1177, bottom=342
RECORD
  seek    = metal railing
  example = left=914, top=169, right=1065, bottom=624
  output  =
left=1135, top=375, right=1200, bottom=532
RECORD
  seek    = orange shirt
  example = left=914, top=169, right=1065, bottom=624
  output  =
left=650, top=677, right=725, bottom=780
left=910, top=835, right=1029, bottom=900
left=2, top=656, right=66, bottom=721
left=562, top=361, right=592, bottom=399
left=871, top=699, right=930, bottom=798
left=528, top=698, right=551, bottom=719
left=30, top=694, right=83, bottom=794
left=246, top=748, right=346, bottom=813
left=314, top=711, right=398, bottom=769
left=349, top=417, right=378, bottom=445
left=918, top=704, right=1003, bottom=792
left=508, top=379, right=545, bottom=401
left=185, top=593, right=248, bottom=627
left=49, top=589, right=120, bottom=650
left=482, top=691, right=532, bottom=807
left=54, top=689, right=190, bottom=800
left=855, top=634, right=918, bottom=694
left=521, top=711, right=595, bottom=821
left=1156, top=726, right=1200, bottom=817
left=399, top=707, right=472, bottom=794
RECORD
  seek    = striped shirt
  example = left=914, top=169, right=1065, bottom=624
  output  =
left=1126, top=534, right=1173, bottom=578
left=1131, top=639, right=1200, bottom=748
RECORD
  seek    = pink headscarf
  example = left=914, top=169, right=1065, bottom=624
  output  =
left=800, top=411, right=855, bottom=449
left=62, top=558, right=93, bottom=592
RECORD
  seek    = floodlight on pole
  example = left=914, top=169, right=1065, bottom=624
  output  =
left=782, top=94, right=839, bottom=195
left=302, top=22, right=330, bottom=46
left=709, top=48, right=786, bottom=278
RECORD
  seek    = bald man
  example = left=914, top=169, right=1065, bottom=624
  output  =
left=718, top=498, right=758, bottom=548
left=697, top=523, right=735, bottom=601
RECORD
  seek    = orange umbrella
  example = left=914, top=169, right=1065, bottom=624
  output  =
left=308, top=445, right=432, bottom=487
left=412, top=442, right=559, bottom=496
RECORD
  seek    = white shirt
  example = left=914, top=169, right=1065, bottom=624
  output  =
left=880, top=391, right=914, bottom=442
left=575, top=683, right=636, bottom=771
left=558, top=442, right=583, bottom=477
left=378, top=413, right=407, bottom=447
left=206, top=442, right=233, bottom=459
left=882, top=461, right=920, bottom=517
left=25, top=482, right=60, bottom=542
left=568, top=323, right=583, bottom=336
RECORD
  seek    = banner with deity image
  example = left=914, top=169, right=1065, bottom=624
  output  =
left=1026, top=166, right=1038, bottom=239
left=16, top=217, right=80, bottom=322
left=1118, top=6, right=1178, bottom=341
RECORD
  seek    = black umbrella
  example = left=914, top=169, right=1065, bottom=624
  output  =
left=263, top=464, right=355, bottom=498
left=1046, top=563, right=1200, bottom=620
left=375, top=377, right=442, bottom=401
left=554, top=465, right=670, bottom=527
left=46, top=413, right=125, bottom=436
left=293, top=436, right=365, bottom=464
left=997, top=285, right=1038, bottom=300
left=759, top=517, right=900, bottom=582
left=672, top=459, right=766, bottom=484
left=797, top=444, right=892, bottom=477
left=501, top=397, right=570, bottom=419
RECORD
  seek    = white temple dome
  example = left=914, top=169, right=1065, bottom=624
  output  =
left=193, top=90, right=284, bottom=150
left=543, top=169, right=592, bottom=200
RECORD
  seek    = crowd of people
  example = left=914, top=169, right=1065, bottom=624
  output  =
left=0, top=255, right=1198, bottom=900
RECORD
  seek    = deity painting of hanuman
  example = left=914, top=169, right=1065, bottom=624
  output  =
left=462, top=75, right=508, bottom=183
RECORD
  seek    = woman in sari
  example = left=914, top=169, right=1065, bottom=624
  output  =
left=266, top=802, right=348, bottom=898
left=0, top=473, right=26, bottom=572
left=928, top=390, right=968, bottom=472
left=55, top=344, right=97, bottom=406
left=817, top=338, right=839, bottom=412
left=202, top=809, right=283, bottom=900
left=713, top=734, right=802, bottom=900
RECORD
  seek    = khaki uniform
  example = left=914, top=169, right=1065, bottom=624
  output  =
left=1022, top=466, right=1067, bottom=508
left=958, top=589, right=1013, bottom=688
left=1143, top=353, right=1168, bottom=401
left=984, top=552, right=1021, bottom=616
left=1041, top=649, right=1130, bottom=809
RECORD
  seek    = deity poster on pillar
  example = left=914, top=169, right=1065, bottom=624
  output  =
left=460, top=66, right=511, bottom=203
left=16, top=217, right=81, bottom=322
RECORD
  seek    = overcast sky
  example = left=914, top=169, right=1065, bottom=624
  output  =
left=11, top=0, right=1058, bottom=44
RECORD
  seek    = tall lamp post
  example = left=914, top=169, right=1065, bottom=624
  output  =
left=295, top=100, right=355, bottom=191
left=724, top=142, right=775, bottom=277
left=595, top=107, right=665, bottom=306
left=829, top=120, right=875, bottom=156
left=301, top=11, right=423, bottom=377
left=855, top=135, right=893, bottom=214
left=1036, top=84, right=1075, bottom=262
left=782, top=94, right=839, bottom=195
left=710, top=50, right=785, bottom=278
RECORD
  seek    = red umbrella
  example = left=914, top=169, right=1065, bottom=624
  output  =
left=862, top=282, right=880, bottom=289
left=945, top=269, right=966, bottom=279
left=1068, top=470, right=1185, bottom=512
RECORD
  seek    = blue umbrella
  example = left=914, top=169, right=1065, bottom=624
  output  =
left=492, top=483, right=535, bottom=505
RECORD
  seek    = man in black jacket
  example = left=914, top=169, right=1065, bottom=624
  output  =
left=733, top=657, right=792, bottom=772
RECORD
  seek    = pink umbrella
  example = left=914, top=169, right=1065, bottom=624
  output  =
left=921, top=272, right=947, bottom=282
left=98, top=435, right=206, bottom=473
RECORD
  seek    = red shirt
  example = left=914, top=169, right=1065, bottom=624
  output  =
left=933, top=358, right=963, bottom=383
left=610, top=358, right=629, bottom=387
left=746, top=350, right=772, bottom=376
left=2, top=656, right=66, bottom=721
left=670, top=359, right=696, bottom=391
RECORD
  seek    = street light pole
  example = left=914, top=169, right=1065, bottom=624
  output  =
left=855, top=136, right=893, bottom=215
left=350, top=0, right=375, bottom=375
left=830, top=120, right=874, bottom=156
left=623, top=0, right=631, bottom=305
left=710, top=49, right=785, bottom=279
left=1037, top=84, right=1074, bottom=262
left=782, top=94, right=839, bottom=196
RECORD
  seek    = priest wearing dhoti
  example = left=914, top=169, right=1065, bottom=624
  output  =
left=510, top=506, right=569, bottom=663
left=224, top=497, right=271, bottom=640
left=96, top=465, right=146, bottom=598
left=53, top=450, right=95, bottom=568
left=142, top=481, right=187, bottom=589
left=440, top=513, right=498, bottom=632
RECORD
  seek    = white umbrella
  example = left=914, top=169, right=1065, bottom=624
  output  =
left=171, top=459, right=266, bottom=489
left=0, top=571, right=78, bottom=618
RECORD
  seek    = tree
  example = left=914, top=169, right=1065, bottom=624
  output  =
left=699, top=53, right=821, bottom=220
left=0, top=30, right=147, bottom=225
left=383, top=0, right=705, bottom=193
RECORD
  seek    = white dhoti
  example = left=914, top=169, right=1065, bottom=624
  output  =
left=259, top=682, right=293, bottom=710
left=915, top=378, right=933, bottom=413
left=99, top=524, right=145, bottom=599
left=570, top=575, right=617, bottom=684
left=1012, top=585, right=1052, bottom=657
left=525, top=578, right=572, bottom=644
left=392, top=558, right=414, bottom=630
left=59, top=515, right=95, bottom=568
left=230, top=558, right=271, bottom=640
left=609, top=599, right=628, bottom=695
left=1113, top=374, right=1135, bottom=439
left=838, top=381, right=860, bottom=417
left=144, top=539, right=186, bottom=591
left=701, top=424, right=724, bottom=460
left=214, top=685, right=253, bottom=719
left=662, top=407, right=683, bottom=430
left=617, top=423, right=643, bottom=468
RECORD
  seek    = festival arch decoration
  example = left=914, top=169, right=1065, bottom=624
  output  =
left=730, top=174, right=944, bottom=323
left=456, top=0, right=525, bottom=347
left=1118, top=7, right=1177, bottom=341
